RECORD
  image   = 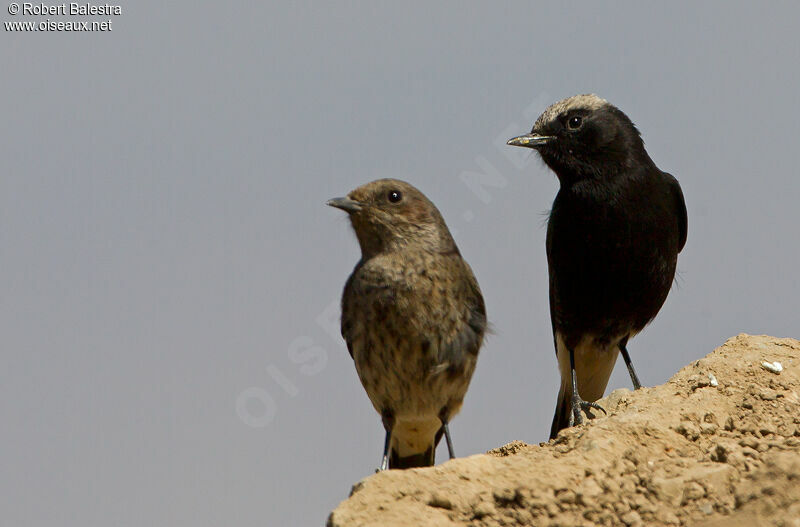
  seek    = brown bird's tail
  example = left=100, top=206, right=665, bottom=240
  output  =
left=387, top=418, right=442, bottom=469
left=389, top=444, right=435, bottom=469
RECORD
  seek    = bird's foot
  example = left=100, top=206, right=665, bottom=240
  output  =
left=569, top=396, right=607, bottom=427
left=376, top=454, right=389, bottom=472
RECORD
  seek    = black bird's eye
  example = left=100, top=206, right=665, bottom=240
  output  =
left=387, top=190, right=402, bottom=203
left=567, top=116, right=583, bottom=130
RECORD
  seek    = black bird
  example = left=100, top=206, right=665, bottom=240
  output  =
left=507, top=94, right=687, bottom=439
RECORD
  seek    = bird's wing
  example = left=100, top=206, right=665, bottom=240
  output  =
left=665, top=172, right=688, bottom=252
left=436, top=270, right=486, bottom=369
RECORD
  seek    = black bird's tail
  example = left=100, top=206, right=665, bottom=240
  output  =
left=389, top=445, right=435, bottom=469
left=550, top=388, right=571, bottom=440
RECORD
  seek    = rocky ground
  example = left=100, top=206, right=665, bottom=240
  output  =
left=327, top=334, right=800, bottom=527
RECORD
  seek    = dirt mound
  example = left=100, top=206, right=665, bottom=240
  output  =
left=327, top=334, right=800, bottom=527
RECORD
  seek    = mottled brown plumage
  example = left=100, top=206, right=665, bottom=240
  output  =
left=328, top=179, right=486, bottom=470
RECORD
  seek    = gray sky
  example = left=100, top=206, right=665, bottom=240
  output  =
left=2, top=2, right=799, bottom=526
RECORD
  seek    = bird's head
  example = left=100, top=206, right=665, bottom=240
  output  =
left=507, top=94, right=648, bottom=184
left=327, top=179, right=457, bottom=257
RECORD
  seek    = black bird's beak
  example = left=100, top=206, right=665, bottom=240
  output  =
left=326, top=197, right=363, bottom=213
left=506, top=133, right=555, bottom=149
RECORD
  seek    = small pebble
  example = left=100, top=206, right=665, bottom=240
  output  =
left=621, top=510, right=642, bottom=526
left=472, top=501, right=496, bottom=519
left=708, top=373, right=719, bottom=387
left=428, top=492, right=453, bottom=510
left=760, top=389, right=778, bottom=401
left=761, top=361, right=783, bottom=374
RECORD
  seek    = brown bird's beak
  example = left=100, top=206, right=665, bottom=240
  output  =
left=506, top=133, right=555, bottom=148
left=326, top=197, right=363, bottom=213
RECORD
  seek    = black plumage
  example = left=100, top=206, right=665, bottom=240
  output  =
left=508, top=94, right=687, bottom=439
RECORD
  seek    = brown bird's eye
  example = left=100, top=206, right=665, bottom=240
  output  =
left=388, top=190, right=402, bottom=203
left=567, top=116, right=583, bottom=129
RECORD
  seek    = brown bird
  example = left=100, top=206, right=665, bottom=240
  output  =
left=328, top=179, right=486, bottom=470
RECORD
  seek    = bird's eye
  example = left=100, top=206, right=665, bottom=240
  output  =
left=387, top=190, right=402, bottom=203
left=567, top=116, right=583, bottom=129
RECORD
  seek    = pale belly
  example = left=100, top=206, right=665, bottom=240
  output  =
left=351, top=334, right=476, bottom=456
left=555, top=331, right=635, bottom=402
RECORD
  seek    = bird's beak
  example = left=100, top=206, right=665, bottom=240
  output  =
left=506, top=133, right=555, bottom=148
left=326, top=197, right=363, bottom=213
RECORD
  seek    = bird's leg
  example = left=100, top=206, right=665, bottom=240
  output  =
left=438, top=408, right=456, bottom=460
left=443, top=422, right=455, bottom=460
left=619, top=338, right=642, bottom=390
left=568, top=347, right=606, bottom=427
left=379, top=429, right=391, bottom=471
left=378, top=412, right=394, bottom=471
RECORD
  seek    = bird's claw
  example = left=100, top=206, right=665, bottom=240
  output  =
left=569, top=398, right=607, bottom=427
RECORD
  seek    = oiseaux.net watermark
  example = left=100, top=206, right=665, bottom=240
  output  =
left=236, top=93, right=552, bottom=429
left=5, top=3, right=121, bottom=32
